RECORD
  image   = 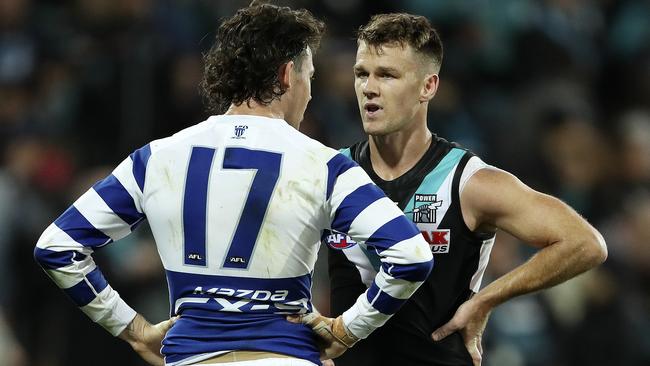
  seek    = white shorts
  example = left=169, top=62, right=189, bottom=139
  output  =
left=198, top=359, right=318, bottom=366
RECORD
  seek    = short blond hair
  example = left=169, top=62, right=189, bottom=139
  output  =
left=358, top=13, right=443, bottom=71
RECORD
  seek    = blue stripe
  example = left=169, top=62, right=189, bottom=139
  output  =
left=33, top=248, right=77, bottom=269
left=326, top=153, right=358, bottom=200
left=130, top=144, right=152, bottom=193
left=86, top=267, right=109, bottom=294
left=64, top=278, right=94, bottom=307
left=331, top=183, right=385, bottom=233
left=367, top=286, right=407, bottom=315
left=93, top=175, right=145, bottom=226
left=54, top=206, right=112, bottom=247
left=162, top=311, right=320, bottom=365
left=366, top=280, right=380, bottom=303
left=385, top=260, right=433, bottom=282
left=183, top=147, right=216, bottom=267
left=339, top=147, right=352, bottom=158
left=63, top=268, right=109, bottom=307
left=366, top=215, right=421, bottom=252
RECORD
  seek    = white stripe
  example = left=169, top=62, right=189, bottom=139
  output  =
left=342, top=244, right=377, bottom=287
left=459, top=156, right=491, bottom=195
left=377, top=234, right=433, bottom=266
left=374, top=268, right=425, bottom=300
left=82, top=286, right=137, bottom=336
left=45, top=255, right=97, bottom=289
left=347, top=197, right=402, bottom=241
left=328, top=166, right=374, bottom=216
left=174, top=297, right=211, bottom=314
left=74, top=188, right=132, bottom=241
left=112, top=157, right=144, bottom=213
left=470, top=237, right=495, bottom=292
left=36, top=223, right=88, bottom=252
left=341, top=292, right=390, bottom=340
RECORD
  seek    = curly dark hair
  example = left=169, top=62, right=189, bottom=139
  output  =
left=200, top=3, right=325, bottom=114
left=358, top=13, right=443, bottom=71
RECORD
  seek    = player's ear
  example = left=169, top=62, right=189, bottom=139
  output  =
left=278, top=61, right=294, bottom=91
left=419, top=73, right=439, bottom=103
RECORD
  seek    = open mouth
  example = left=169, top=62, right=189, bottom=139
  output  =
left=364, top=103, right=382, bottom=116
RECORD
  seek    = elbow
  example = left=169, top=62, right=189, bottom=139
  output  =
left=34, top=230, right=83, bottom=269
left=34, top=246, right=80, bottom=270
left=34, top=232, right=53, bottom=268
left=583, top=228, right=608, bottom=267
left=33, top=245, right=53, bottom=269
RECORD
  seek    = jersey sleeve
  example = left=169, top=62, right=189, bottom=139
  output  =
left=33, top=145, right=151, bottom=336
left=325, top=153, right=434, bottom=339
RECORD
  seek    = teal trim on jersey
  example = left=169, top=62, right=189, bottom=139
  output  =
left=339, top=147, right=352, bottom=159
left=404, top=148, right=466, bottom=217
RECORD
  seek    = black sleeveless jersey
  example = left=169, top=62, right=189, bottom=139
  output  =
left=326, top=137, right=496, bottom=366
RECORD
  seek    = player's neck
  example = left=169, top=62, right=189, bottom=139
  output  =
left=368, top=120, right=432, bottom=181
left=224, top=102, right=285, bottom=121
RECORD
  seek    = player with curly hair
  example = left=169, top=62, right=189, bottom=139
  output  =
left=34, top=4, right=434, bottom=366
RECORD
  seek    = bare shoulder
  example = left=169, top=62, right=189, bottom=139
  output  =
left=461, top=167, right=606, bottom=253
left=460, top=166, right=535, bottom=232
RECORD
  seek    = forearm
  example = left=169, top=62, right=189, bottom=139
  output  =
left=117, top=312, right=176, bottom=366
left=35, top=223, right=137, bottom=336
left=118, top=313, right=149, bottom=344
left=475, top=232, right=606, bottom=308
left=342, top=237, right=433, bottom=339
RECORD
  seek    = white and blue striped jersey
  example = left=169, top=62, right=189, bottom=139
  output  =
left=34, top=115, right=434, bottom=366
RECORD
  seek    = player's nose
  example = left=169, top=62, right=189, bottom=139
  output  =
left=362, top=76, right=379, bottom=98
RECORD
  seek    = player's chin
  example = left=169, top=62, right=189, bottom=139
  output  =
left=362, top=120, right=389, bottom=136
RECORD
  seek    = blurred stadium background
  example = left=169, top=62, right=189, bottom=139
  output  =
left=1, top=0, right=649, bottom=365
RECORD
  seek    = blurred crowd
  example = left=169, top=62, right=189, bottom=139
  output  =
left=1, top=0, right=649, bottom=365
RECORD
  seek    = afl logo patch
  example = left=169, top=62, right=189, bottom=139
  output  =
left=324, top=232, right=357, bottom=250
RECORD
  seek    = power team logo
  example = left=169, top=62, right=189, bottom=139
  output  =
left=413, top=194, right=443, bottom=223
left=324, top=232, right=357, bottom=250
left=413, top=194, right=451, bottom=253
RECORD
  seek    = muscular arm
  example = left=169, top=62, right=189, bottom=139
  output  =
left=432, top=167, right=607, bottom=365
left=462, top=167, right=607, bottom=307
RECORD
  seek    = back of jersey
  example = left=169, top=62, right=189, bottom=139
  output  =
left=143, top=115, right=332, bottom=365
left=35, top=113, right=434, bottom=366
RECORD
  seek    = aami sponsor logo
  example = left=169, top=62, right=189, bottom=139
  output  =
left=325, top=232, right=357, bottom=249
left=421, top=229, right=450, bottom=253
